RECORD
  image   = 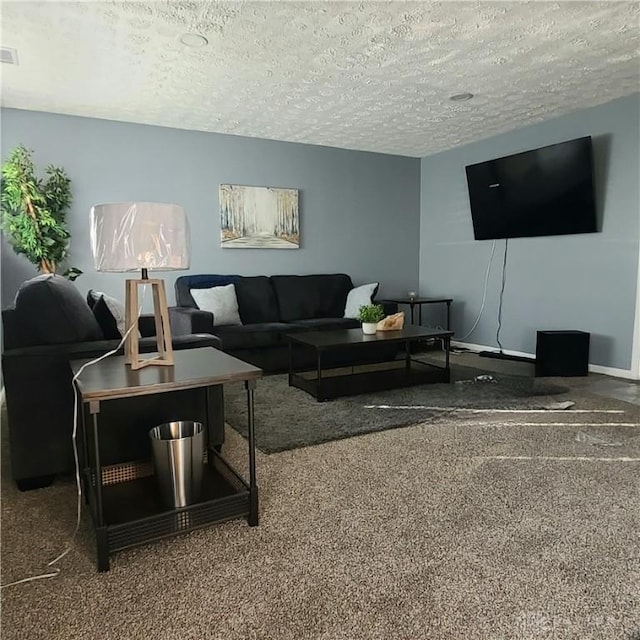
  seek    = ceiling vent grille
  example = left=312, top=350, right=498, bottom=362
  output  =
left=1, top=47, right=18, bottom=65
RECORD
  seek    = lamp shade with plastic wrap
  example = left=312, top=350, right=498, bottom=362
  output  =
left=90, top=202, right=190, bottom=272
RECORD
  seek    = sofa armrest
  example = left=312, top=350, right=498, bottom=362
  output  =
left=375, top=300, right=398, bottom=316
left=1, top=333, right=221, bottom=360
left=3, top=306, right=202, bottom=344
left=138, top=314, right=157, bottom=338
left=170, top=334, right=221, bottom=350
left=2, top=339, right=127, bottom=360
left=138, top=312, right=217, bottom=339
left=2, top=337, right=223, bottom=483
left=1, top=307, right=22, bottom=350
left=169, top=307, right=215, bottom=335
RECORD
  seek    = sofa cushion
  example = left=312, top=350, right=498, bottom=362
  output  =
left=90, top=296, right=122, bottom=340
left=211, top=323, right=292, bottom=351
left=191, top=284, right=242, bottom=326
left=14, top=274, right=104, bottom=345
left=175, top=274, right=241, bottom=308
left=343, top=282, right=379, bottom=318
left=234, top=276, right=280, bottom=324
left=87, top=289, right=129, bottom=336
left=287, top=318, right=360, bottom=331
left=270, top=274, right=354, bottom=322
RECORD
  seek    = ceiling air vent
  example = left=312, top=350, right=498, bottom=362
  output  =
left=1, top=47, right=18, bottom=65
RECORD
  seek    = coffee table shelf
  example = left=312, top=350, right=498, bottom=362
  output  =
left=291, top=359, right=450, bottom=400
left=287, top=326, right=453, bottom=401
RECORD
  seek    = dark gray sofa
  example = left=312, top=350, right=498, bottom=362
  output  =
left=174, top=273, right=398, bottom=372
left=2, top=274, right=224, bottom=490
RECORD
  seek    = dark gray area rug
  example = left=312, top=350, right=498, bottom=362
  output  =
left=224, top=364, right=571, bottom=453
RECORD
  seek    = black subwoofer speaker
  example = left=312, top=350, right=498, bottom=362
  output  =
left=535, top=330, right=590, bottom=377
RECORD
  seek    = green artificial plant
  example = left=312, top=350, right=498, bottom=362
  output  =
left=0, top=145, right=82, bottom=280
left=358, top=303, right=385, bottom=324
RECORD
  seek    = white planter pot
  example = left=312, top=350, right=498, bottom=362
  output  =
left=362, top=322, right=378, bottom=335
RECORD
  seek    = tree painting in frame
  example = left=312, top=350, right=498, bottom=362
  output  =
left=220, top=184, right=299, bottom=249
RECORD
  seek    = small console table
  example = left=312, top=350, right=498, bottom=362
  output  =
left=72, top=347, right=262, bottom=572
left=382, top=296, right=453, bottom=329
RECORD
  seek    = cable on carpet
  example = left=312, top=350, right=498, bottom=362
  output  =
left=1, top=288, right=149, bottom=589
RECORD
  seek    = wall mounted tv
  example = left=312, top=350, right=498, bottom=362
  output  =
left=465, top=136, right=597, bottom=240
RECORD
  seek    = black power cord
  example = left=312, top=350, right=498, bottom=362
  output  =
left=496, top=238, right=509, bottom=353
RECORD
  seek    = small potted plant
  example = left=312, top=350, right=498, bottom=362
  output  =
left=358, top=303, right=385, bottom=335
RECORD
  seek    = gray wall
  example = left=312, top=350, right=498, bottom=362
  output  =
left=419, top=93, right=640, bottom=371
left=1, top=108, right=421, bottom=308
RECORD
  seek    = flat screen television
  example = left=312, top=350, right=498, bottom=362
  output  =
left=465, top=136, right=597, bottom=240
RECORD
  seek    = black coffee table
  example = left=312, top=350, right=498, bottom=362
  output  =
left=287, top=325, right=453, bottom=401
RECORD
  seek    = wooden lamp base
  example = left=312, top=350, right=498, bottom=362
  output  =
left=124, top=278, right=174, bottom=370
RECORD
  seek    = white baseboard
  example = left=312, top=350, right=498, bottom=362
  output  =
left=588, top=364, right=637, bottom=380
left=452, top=341, right=534, bottom=361
left=451, top=340, right=637, bottom=381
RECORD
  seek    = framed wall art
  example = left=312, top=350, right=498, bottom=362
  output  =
left=220, top=184, right=299, bottom=249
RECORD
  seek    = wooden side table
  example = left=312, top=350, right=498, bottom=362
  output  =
left=72, top=347, right=262, bottom=572
left=382, top=296, right=453, bottom=329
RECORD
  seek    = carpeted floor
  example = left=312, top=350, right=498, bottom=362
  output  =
left=2, top=360, right=640, bottom=639
left=224, top=362, right=572, bottom=453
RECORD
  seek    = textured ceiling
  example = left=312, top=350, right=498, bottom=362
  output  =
left=1, top=1, right=639, bottom=157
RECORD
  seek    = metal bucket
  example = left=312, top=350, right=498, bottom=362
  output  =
left=149, top=421, right=204, bottom=508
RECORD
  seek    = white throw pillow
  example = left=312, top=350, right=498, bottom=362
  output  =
left=192, top=284, right=242, bottom=327
left=343, top=282, right=379, bottom=318
left=89, top=289, right=128, bottom=336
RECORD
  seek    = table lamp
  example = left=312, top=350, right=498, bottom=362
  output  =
left=90, top=202, right=190, bottom=370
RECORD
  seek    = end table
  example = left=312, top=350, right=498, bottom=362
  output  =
left=382, top=296, right=453, bottom=328
left=72, top=347, right=262, bottom=572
